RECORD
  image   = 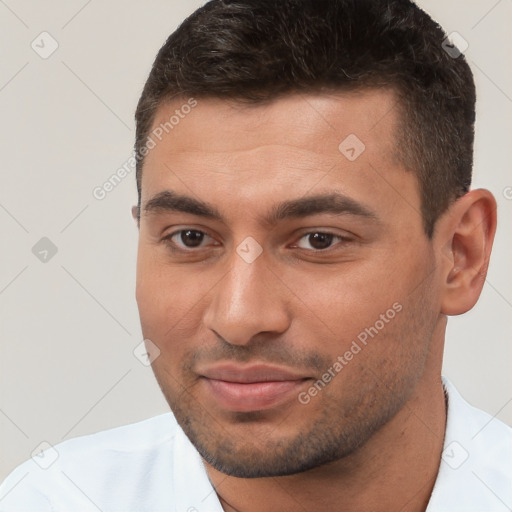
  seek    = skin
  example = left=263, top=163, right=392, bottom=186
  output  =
left=133, top=90, right=496, bottom=512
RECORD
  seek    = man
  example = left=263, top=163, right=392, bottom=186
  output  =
left=1, top=0, right=510, bottom=510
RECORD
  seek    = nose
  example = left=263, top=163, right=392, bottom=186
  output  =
left=202, top=247, right=291, bottom=346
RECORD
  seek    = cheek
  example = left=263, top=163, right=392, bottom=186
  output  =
left=311, top=297, right=432, bottom=416
left=279, top=262, right=404, bottom=345
left=135, top=264, right=199, bottom=386
left=285, top=250, right=435, bottom=371
left=136, top=253, right=185, bottom=334
left=135, top=249, right=217, bottom=347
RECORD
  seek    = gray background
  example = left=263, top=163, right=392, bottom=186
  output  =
left=0, top=0, right=511, bottom=480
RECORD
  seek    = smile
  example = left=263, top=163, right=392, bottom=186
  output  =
left=199, top=364, right=311, bottom=412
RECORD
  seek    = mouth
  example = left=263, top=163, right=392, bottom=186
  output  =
left=198, top=363, right=312, bottom=412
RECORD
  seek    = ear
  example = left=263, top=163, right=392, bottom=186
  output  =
left=131, top=205, right=140, bottom=228
left=436, top=189, right=497, bottom=316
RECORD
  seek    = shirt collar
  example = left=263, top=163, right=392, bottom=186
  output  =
left=426, top=376, right=512, bottom=511
left=173, top=425, right=224, bottom=512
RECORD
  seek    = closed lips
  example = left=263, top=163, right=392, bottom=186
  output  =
left=198, top=364, right=312, bottom=412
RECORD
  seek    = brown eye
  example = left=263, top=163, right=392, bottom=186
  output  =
left=165, top=229, right=213, bottom=250
left=296, top=232, right=345, bottom=251
left=307, top=233, right=334, bottom=250
left=178, top=230, right=205, bottom=247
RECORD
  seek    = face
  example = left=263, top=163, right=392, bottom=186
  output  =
left=135, top=90, right=444, bottom=477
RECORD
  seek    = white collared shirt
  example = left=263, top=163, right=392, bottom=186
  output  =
left=1, top=378, right=511, bottom=511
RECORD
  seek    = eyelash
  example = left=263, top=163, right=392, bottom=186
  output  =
left=162, top=229, right=351, bottom=253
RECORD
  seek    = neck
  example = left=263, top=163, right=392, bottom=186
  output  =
left=204, top=340, right=447, bottom=512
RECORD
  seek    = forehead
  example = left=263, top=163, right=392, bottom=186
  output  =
left=148, top=89, right=399, bottom=158
left=140, top=90, right=419, bottom=228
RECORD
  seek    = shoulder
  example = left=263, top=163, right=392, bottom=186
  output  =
left=427, top=378, right=512, bottom=511
left=0, top=413, right=178, bottom=512
left=442, top=377, right=512, bottom=466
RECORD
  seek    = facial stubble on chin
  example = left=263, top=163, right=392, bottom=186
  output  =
left=152, top=362, right=418, bottom=479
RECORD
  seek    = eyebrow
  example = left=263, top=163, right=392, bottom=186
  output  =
left=143, top=190, right=378, bottom=225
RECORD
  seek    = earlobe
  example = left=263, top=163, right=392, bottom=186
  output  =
left=132, top=205, right=140, bottom=227
left=438, top=189, right=497, bottom=316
